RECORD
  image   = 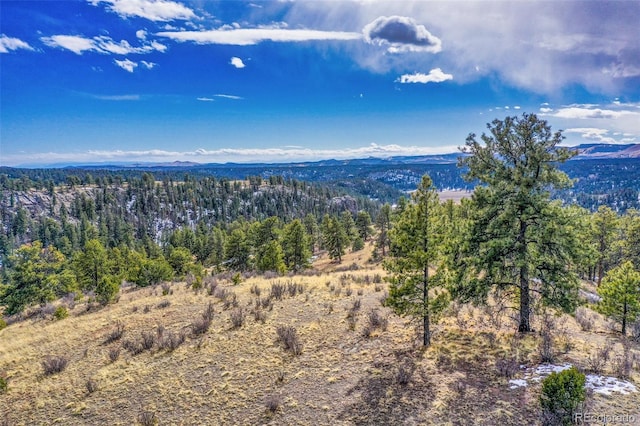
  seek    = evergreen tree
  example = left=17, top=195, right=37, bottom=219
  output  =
left=456, top=114, right=580, bottom=333
left=322, top=214, right=347, bottom=263
left=384, top=175, right=447, bottom=346
left=224, top=229, right=251, bottom=271
left=256, top=240, right=286, bottom=274
left=592, top=206, right=619, bottom=284
left=282, top=219, right=311, bottom=271
left=597, top=261, right=640, bottom=335
left=1, top=241, right=66, bottom=314
left=73, top=239, right=110, bottom=292
left=355, top=211, right=373, bottom=241
left=375, top=203, right=392, bottom=257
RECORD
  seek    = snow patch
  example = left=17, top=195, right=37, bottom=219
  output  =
left=508, top=363, right=637, bottom=395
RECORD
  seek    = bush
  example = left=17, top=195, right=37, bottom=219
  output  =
left=540, top=366, right=586, bottom=426
left=230, top=308, right=245, bottom=329
left=104, top=321, right=125, bottom=344
left=265, top=393, right=282, bottom=413
left=108, top=347, right=120, bottom=363
left=160, top=330, right=186, bottom=351
left=96, top=275, right=120, bottom=305
left=137, top=410, right=157, bottom=426
left=0, top=318, right=7, bottom=331
left=276, top=325, right=303, bottom=355
left=156, top=299, right=171, bottom=309
left=496, top=357, right=519, bottom=379
left=270, top=282, right=285, bottom=300
left=575, top=307, right=594, bottom=332
left=53, top=306, right=68, bottom=320
left=86, top=379, right=98, bottom=394
left=123, top=339, right=144, bottom=356
left=42, top=355, right=68, bottom=375
left=141, top=331, right=156, bottom=351
left=0, top=375, right=7, bottom=394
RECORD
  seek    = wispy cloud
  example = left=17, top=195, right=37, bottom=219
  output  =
left=214, top=94, right=243, bottom=100
left=541, top=105, right=640, bottom=120
left=91, top=94, right=141, bottom=101
left=564, top=128, right=618, bottom=144
left=396, top=68, right=452, bottom=84
left=140, top=60, right=157, bottom=69
left=1, top=143, right=462, bottom=167
left=0, top=34, right=34, bottom=53
left=197, top=97, right=215, bottom=102
left=114, top=58, right=137, bottom=72
left=230, top=56, right=245, bottom=68
left=89, top=0, right=196, bottom=22
left=363, top=16, right=442, bottom=53
left=41, top=34, right=166, bottom=55
left=156, top=27, right=361, bottom=46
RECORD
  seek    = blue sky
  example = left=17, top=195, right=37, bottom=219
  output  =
left=1, top=0, right=639, bottom=167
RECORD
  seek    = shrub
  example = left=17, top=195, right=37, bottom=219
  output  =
left=137, top=409, right=157, bottom=426
left=250, top=284, right=261, bottom=296
left=586, top=344, right=611, bottom=374
left=192, top=302, right=214, bottom=336
left=345, top=287, right=353, bottom=297
left=230, top=308, right=245, bottom=329
left=0, top=318, right=7, bottom=331
left=42, top=355, right=68, bottom=375
left=86, top=379, right=98, bottom=394
left=104, top=321, right=125, bottom=344
left=108, top=347, right=121, bottom=363
left=0, top=375, right=7, bottom=394
left=156, top=299, right=171, bottom=309
left=53, top=306, right=68, bottom=320
left=123, top=339, right=144, bottom=356
left=540, top=366, right=586, bottom=426
left=575, top=307, right=594, bottom=332
left=160, top=330, right=186, bottom=351
left=265, top=393, right=282, bottom=413
left=141, top=331, right=156, bottom=351
left=276, top=325, right=303, bottom=355
left=161, top=282, right=171, bottom=296
left=231, top=272, right=242, bottom=286
left=252, top=307, right=267, bottom=323
left=270, top=282, right=285, bottom=300
left=496, top=357, right=519, bottom=379
left=222, top=292, right=238, bottom=310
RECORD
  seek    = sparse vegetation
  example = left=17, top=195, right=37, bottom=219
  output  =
left=42, top=355, right=68, bottom=376
left=276, top=325, right=302, bottom=355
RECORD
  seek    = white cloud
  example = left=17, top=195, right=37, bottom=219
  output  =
left=136, top=30, right=147, bottom=40
left=89, top=0, right=196, bottom=22
left=544, top=106, right=637, bottom=120
left=41, top=35, right=96, bottom=54
left=363, top=16, right=441, bottom=53
left=156, top=28, right=361, bottom=46
left=230, top=56, right=245, bottom=68
left=114, top=58, right=138, bottom=72
left=197, top=97, right=215, bottom=102
left=91, top=94, right=141, bottom=100
left=41, top=34, right=166, bottom=55
left=140, top=60, right=156, bottom=69
left=564, top=128, right=617, bottom=144
left=1, top=143, right=462, bottom=166
left=213, top=94, right=243, bottom=100
left=0, top=34, right=34, bottom=53
left=396, top=68, right=452, bottom=84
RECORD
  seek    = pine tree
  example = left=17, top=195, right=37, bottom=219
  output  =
left=322, top=214, right=347, bottom=263
left=282, top=219, right=311, bottom=272
left=456, top=114, right=580, bottom=333
left=597, top=261, right=640, bottom=335
left=384, top=175, right=448, bottom=346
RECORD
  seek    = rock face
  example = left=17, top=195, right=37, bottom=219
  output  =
left=330, top=196, right=358, bottom=214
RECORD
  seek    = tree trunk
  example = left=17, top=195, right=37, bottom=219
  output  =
left=423, top=266, right=430, bottom=346
left=622, top=299, right=628, bottom=336
left=518, top=267, right=531, bottom=332
left=518, top=220, right=531, bottom=333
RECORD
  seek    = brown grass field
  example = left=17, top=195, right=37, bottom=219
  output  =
left=1, top=242, right=639, bottom=425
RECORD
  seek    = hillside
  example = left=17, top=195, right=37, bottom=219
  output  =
left=1, top=245, right=638, bottom=425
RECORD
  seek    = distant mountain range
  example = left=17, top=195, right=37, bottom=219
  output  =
left=572, top=143, right=640, bottom=159
left=8, top=143, right=640, bottom=169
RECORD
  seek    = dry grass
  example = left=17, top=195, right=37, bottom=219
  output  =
left=1, top=244, right=639, bottom=425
